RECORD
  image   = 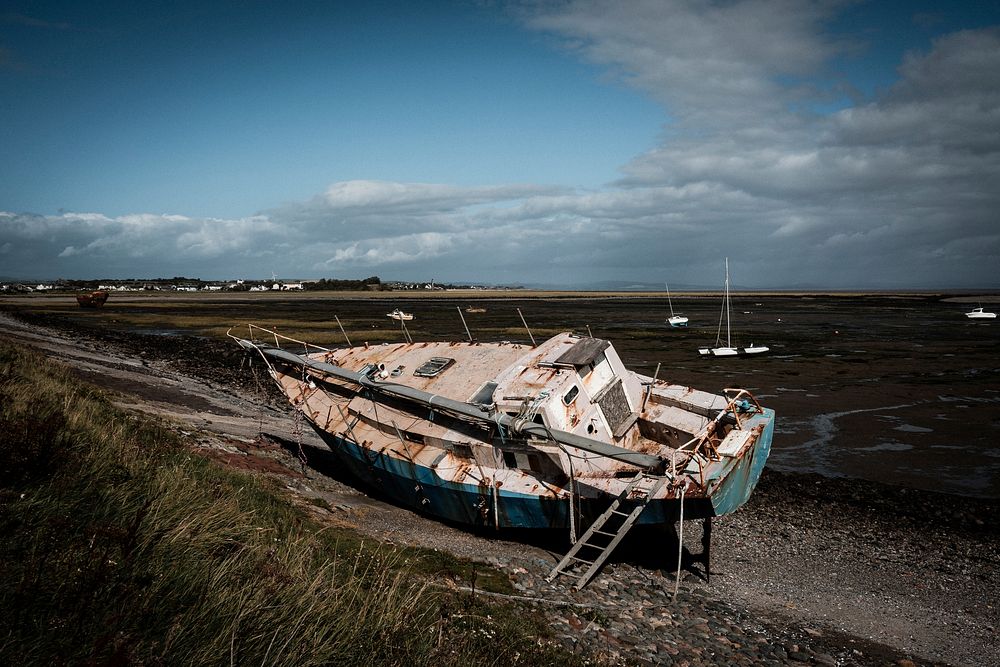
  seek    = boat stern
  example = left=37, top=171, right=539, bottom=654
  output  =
left=706, top=407, right=774, bottom=516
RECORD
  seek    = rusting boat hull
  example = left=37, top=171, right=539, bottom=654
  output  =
left=233, top=325, right=774, bottom=535
left=308, top=426, right=742, bottom=528
left=76, top=291, right=109, bottom=308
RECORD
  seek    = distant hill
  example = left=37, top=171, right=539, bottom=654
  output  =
left=521, top=280, right=713, bottom=292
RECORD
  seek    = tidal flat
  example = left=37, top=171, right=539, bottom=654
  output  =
left=1, top=290, right=999, bottom=665
left=6, top=289, right=999, bottom=497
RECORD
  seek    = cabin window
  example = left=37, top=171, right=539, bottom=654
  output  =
left=503, top=452, right=517, bottom=468
left=453, top=443, right=473, bottom=459
left=563, top=385, right=579, bottom=406
left=527, top=454, right=542, bottom=471
left=403, top=431, right=423, bottom=444
left=414, top=357, right=455, bottom=377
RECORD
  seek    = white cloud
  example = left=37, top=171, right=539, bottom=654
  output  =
left=525, top=0, right=847, bottom=125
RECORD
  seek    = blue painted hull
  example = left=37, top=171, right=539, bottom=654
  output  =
left=708, top=408, right=774, bottom=515
left=308, top=409, right=774, bottom=530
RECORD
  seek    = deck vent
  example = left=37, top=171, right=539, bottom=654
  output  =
left=470, top=381, right=498, bottom=405
left=414, top=357, right=455, bottom=377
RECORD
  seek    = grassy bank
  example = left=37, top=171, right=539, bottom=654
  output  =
left=0, top=341, right=580, bottom=666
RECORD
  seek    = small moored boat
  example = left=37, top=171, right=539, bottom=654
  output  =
left=386, top=309, right=414, bottom=321
left=965, top=307, right=997, bottom=320
left=665, top=284, right=688, bottom=328
left=699, top=259, right=768, bottom=357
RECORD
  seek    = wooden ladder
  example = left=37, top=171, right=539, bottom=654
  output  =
left=547, top=473, right=667, bottom=589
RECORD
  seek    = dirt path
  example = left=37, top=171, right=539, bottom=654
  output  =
left=2, top=312, right=997, bottom=666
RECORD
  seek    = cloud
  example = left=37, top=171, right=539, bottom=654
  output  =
left=513, top=2, right=1000, bottom=286
left=524, top=0, right=848, bottom=126
left=1, top=2, right=997, bottom=288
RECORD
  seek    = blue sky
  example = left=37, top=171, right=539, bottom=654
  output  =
left=2, top=0, right=999, bottom=287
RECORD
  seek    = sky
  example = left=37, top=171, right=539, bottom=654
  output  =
left=1, top=0, right=999, bottom=288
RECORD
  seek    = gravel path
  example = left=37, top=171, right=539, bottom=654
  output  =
left=2, top=311, right=997, bottom=666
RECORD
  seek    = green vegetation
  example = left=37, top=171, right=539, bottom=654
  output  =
left=0, top=341, right=582, bottom=666
left=304, top=276, right=382, bottom=291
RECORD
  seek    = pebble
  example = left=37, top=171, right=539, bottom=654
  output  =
left=497, top=558, right=927, bottom=667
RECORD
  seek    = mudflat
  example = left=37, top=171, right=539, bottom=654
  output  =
left=6, top=289, right=999, bottom=496
left=2, top=291, right=998, bottom=665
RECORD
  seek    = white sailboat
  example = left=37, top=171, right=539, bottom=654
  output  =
left=698, top=259, right=769, bottom=357
left=666, top=284, right=689, bottom=327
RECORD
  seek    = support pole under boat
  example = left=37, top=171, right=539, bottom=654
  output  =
left=702, top=517, right=712, bottom=584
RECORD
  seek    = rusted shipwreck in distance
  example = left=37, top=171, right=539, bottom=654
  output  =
left=231, top=322, right=773, bottom=587
left=76, top=290, right=109, bottom=308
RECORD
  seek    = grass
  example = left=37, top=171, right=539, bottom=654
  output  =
left=0, top=341, right=585, bottom=666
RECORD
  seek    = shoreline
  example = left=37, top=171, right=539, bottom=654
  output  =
left=3, top=288, right=1000, bottom=303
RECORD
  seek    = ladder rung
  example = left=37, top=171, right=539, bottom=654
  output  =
left=550, top=474, right=667, bottom=589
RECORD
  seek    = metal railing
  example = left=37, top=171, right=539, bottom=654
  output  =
left=666, top=387, right=764, bottom=487
left=228, top=323, right=334, bottom=356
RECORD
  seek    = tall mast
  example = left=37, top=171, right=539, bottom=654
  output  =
left=724, top=258, right=731, bottom=347
left=666, top=283, right=675, bottom=317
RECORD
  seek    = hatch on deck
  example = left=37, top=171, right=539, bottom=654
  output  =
left=414, top=357, right=455, bottom=377
left=554, top=338, right=610, bottom=367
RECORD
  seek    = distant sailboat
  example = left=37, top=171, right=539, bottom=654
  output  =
left=386, top=309, right=414, bottom=321
left=666, top=284, right=688, bottom=327
left=698, top=259, right=769, bottom=357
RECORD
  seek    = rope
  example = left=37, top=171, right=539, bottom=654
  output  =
left=245, top=353, right=267, bottom=439
left=294, top=363, right=309, bottom=470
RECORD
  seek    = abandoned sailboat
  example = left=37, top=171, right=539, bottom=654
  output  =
left=666, top=284, right=689, bottom=327
left=699, top=259, right=769, bottom=357
left=233, top=323, right=772, bottom=556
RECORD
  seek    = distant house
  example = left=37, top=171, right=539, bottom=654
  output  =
left=281, top=283, right=304, bottom=290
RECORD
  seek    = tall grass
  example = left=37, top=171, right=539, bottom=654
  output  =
left=0, top=341, right=582, bottom=666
